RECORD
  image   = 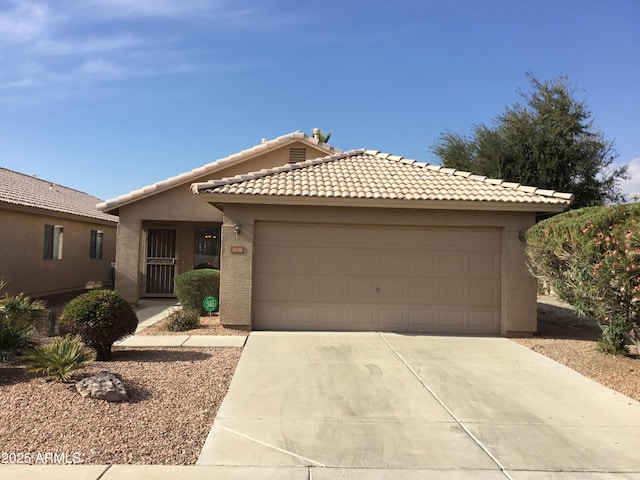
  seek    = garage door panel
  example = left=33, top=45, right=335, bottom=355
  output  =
left=258, top=305, right=288, bottom=329
left=469, top=310, right=500, bottom=330
left=289, top=276, right=317, bottom=298
left=469, top=281, right=501, bottom=304
left=408, top=309, right=437, bottom=329
left=469, top=229, right=501, bottom=250
left=378, top=279, right=406, bottom=300
left=348, top=308, right=376, bottom=329
left=318, top=251, right=347, bottom=273
left=438, top=310, right=466, bottom=329
left=254, top=273, right=286, bottom=300
left=378, top=308, right=405, bottom=329
left=254, top=223, right=501, bottom=334
left=438, top=229, right=468, bottom=249
left=469, top=254, right=501, bottom=277
left=408, top=252, right=437, bottom=275
left=348, top=252, right=379, bottom=275
left=409, top=280, right=437, bottom=300
left=318, top=307, right=346, bottom=328
left=348, top=279, right=377, bottom=299
left=379, top=251, right=408, bottom=276
left=438, top=254, right=467, bottom=276
left=317, top=276, right=347, bottom=299
left=438, top=280, right=467, bottom=302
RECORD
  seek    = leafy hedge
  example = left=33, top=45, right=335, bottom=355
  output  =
left=174, top=269, right=220, bottom=314
left=526, top=203, right=640, bottom=354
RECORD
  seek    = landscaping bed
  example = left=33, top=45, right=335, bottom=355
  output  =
left=0, top=347, right=241, bottom=465
left=513, top=295, right=640, bottom=402
left=137, top=312, right=248, bottom=337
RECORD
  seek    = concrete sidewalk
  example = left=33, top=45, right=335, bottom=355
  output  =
left=115, top=298, right=247, bottom=347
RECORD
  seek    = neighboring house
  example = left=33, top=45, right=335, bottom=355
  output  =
left=101, top=131, right=573, bottom=336
left=97, top=131, right=338, bottom=303
left=0, top=167, right=118, bottom=297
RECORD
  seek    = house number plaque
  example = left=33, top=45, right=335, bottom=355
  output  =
left=230, top=246, right=245, bottom=254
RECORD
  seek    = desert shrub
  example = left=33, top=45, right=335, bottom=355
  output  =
left=526, top=203, right=640, bottom=354
left=59, top=290, right=138, bottom=361
left=174, top=269, right=220, bottom=314
left=0, top=285, right=46, bottom=361
left=165, top=308, right=200, bottom=332
left=26, top=335, right=94, bottom=382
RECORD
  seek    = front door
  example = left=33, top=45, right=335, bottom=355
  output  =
left=145, top=228, right=177, bottom=296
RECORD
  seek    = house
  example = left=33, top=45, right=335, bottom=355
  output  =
left=101, top=131, right=573, bottom=336
left=0, top=167, right=118, bottom=297
left=97, top=131, right=339, bottom=303
left=191, top=147, right=573, bottom=336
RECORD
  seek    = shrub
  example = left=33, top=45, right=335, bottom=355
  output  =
left=26, top=335, right=94, bottom=382
left=59, top=290, right=138, bottom=361
left=0, top=285, right=46, bottom=361
left=526, top=203, right=640, bottom=354
left=174, top=269, right=220, bottom=314
left=165, top=308, right=200, bottom=332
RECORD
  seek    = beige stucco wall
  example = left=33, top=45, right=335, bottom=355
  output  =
left=217, top=203, right=538, bottom=335
left=0, top=206, right=116, bottom=297
left=112, top=141, right=330, bottom=303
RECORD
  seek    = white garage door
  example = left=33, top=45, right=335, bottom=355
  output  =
left=253, top=222, right=501, bottom=334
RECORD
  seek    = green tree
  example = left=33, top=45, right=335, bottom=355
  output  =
left=432, top=72, right=628, bottom=209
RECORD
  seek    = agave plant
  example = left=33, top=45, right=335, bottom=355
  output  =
left=26, top=335, right=95, bottom=382
left=0, top=284, right=46, bottom=361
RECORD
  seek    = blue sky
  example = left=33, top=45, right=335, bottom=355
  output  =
left=1, top=0, right=639, bottom=202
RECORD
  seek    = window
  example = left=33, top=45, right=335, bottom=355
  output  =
left=194, top=226, right=221, bottom=269
left=44, top=224, right=64, bottom=260
left=90, top=230, right=104, bottom=259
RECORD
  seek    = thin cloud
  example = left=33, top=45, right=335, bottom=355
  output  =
left=0, top=0, right=301, bottom=104
left=0, top=1, right=56, bottom=43
left=620, top=157, right=640, bottom=200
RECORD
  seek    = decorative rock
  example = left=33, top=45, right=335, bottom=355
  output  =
left=75, top=371, right=128, bottom=402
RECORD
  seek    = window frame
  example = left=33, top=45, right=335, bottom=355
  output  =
left=44, top=224, right=64, bottom=260
left=90, top=229, right=104, bottom=259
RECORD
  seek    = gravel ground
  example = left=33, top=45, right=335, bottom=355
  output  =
left=0, top=347, right=241, bottom=465
left=138, top=312, right=248, bottom=337
left=512, top=295, right=640, bottom=402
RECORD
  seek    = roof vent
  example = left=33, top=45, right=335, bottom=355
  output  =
left=289, top=147, right=306, bottom=163
left=312, top=128, right=321, bottom=140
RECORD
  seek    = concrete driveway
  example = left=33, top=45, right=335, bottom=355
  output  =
left=198, top=332, right=640, bottom=479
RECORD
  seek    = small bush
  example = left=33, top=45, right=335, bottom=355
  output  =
left=59, top=290, right=138, bottom=361
left=165, top=308, right=200, bottom=332
left=174, top=269, right=220, bottom=314
left=0, top=286, right=46, bottom=361
left=26, top=335, right=94, bottom=382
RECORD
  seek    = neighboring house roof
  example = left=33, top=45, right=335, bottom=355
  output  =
left=97, top=131, right=340, bottom=214
left=0, top=167, right=118, bottom=223
left=192, top=149, right=574, bottom=211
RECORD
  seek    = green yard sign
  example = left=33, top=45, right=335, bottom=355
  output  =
left=202, top=296, right=219, bottom=313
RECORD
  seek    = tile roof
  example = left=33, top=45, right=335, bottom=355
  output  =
left=192, top=149, right=574, bottom=208
left=97, top=131, right=340, bottom=213
left=0, top=167, right=118, bottom=223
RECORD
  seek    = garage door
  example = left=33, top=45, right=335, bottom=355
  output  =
left=253, top=222, right=501, bottom=334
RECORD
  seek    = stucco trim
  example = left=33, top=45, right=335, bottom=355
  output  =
left=200, top=194, right=570, bottom=213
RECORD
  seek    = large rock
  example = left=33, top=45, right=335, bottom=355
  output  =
left=75, top=371, right=128, bottom=402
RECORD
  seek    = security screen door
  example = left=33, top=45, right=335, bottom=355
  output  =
left=145, top=228, right=177, bottom=296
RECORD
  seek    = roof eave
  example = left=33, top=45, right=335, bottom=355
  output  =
left=196, top=193, right=571, bottom=213
left=98, top=133, right=340, bottom=214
